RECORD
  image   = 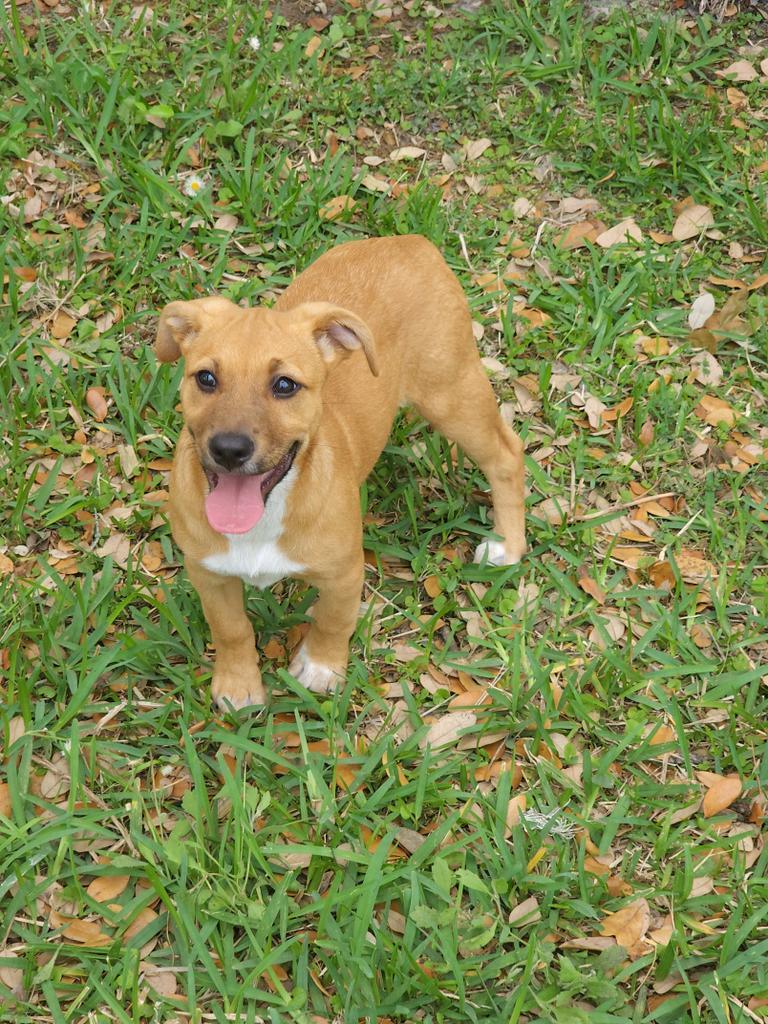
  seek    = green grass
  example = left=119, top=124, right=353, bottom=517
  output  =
left=1, top=0, right=767, bottom=1021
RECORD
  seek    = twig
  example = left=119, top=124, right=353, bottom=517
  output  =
left=572, top=491, right=676, bottom=522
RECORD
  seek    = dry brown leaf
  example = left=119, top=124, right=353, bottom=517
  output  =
left=362, top=173, right=391, bottom=194
left=639, top=418, right=654, bottom=446
left=536, top=497, right=569, bottom=525
left=584, top=395, right=608, bottom=429
left=87, top=874, right=130, bottom=903
left=85, top=387, right=108, bottom=422
left=142, top=963, right=179, bottom=997
left=118, top=444, right=139, bottom=478
left=694, top=394, right=737, bottom=428
left=512, top=196, right=535, bottom=219
left=715, top=60, right=758, bottom=82
left=420, top=712, right=477, bottom=750
left=0, top=782, right=11, bottom=817
left=423, top=575, right=441, bottom=599
left=0, top=950, right=23, bottom=997
left=51, top=312, right=77, bottom=340
left=61, top=918, right=111, bottom=947
left=464, top=138, right=493, bottom=160
left=504, top=793, right=527, bottom=833
left=0, top=554, right=13, bottom=577
left=213, top=213, right=238, bottom=232
left=688, top=292, right=716, bottom=330
left=393, top=643, right=422, bottom=663
left=595, top=218, right=642, bottom=248
left=304, top=34, right=323, bottom=58
left=673, top=204, right=713, bottom=241
left=389, top=146, right=426, bottom=161
left=641, top=335, right=669, bottom=357
left=649, top=916, right=674, bottom=946
left=578, top=572, right=606, bottom=604
left=123, top=906, right=158, bottom=942
left=561, top=935, right=617, bottom=952
left=508, top=896, right=541, bottom=926
left=690, top=351, right=723, bottom=387
left=600, top=897, right=651, bottom=949
left=318, top=195, right=356, bottom=221
left=702, top=774, right=742, bottom=817
left=556, top=220, right=598, bottom=250
left=589, top=614, right=625, bottom=649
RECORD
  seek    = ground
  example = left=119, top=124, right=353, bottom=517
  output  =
left=1, top=0, right=767, bottom=1022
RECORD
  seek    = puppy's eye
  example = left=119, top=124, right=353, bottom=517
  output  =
left=272, top=376, right=301, bottom=398
left=196, top=370, right=217, bottom=392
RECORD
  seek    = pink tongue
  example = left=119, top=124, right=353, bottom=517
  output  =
left=205, top=473, right=268, bottom=534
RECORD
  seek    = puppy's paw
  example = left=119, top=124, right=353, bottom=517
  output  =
left=289, top=646, right=345, bottom=695
left=212, top=666, right=266, bottom=711
left=473, top=538, right=525, bottom=567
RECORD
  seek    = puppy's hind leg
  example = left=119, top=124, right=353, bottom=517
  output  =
left=412, top=367, right=526, bottom=566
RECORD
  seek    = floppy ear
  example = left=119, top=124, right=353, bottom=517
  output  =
left=155, top=297, right=237, bottom=363
left=302, top=302, right=379, bottom=377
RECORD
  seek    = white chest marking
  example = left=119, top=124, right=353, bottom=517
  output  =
left=201, top=468, right=305, bottom=588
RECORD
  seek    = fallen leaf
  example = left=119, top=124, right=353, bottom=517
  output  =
left=556, top=220, right=598, bottom=250
left=318, top=195, right=356, bottom=220
left=85, top=387, right=108, bottom=422
left=701, top=774, right=742, bottom=817
left=142, top=963, right=178, bottom=997
left=595, top=218, right=642, bottom=248
left=0, top=950, right=23, bottom=997
left=694, top=395, right=737, bottom=428
left=362, top=173, right=391, bottom=194
left=578, top=572, right=606, bottom=604
left=639, top=418, right=654, bottom=446
left=504, top=793, right=527, bottom=833
left=688, top=292, right=716, bottom=330
left=61, top=918, right=111, bottom=947
left=715, top=60, right=758, bottom=82
left=420, top=712, right=477, bottom=750
left=214, top=213, right=238, bottom=232
left=508, top=896, right=541, bottom=926
left=304, top=34, right=323, bottom=58
left=512, top=197, right=535, bottom=219
left=389, top=146, right=426, bottom=161
left=87, top=874, right=130, bottom=903
left=672, top=204, right=713, bottom=241
left=51, top=312, right=77, bottom=340
left=118, top=444, right=139, bottom=478
left=584, top=395, right=608, bottom=429
left=464, top=138, right=493, bottom=161
left=123, top=906, right=159, bottom=942
left=690, top=351, right=723, bottom=387
left=600, top=898, right=651, bottom=949
left=0, top=782, right=11, bottom=817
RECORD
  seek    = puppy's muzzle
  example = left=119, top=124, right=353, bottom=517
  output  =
left=208, top=432, right=254, bottom=472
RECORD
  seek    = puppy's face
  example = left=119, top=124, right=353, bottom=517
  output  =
left=156, top=296, right=377, bottom=534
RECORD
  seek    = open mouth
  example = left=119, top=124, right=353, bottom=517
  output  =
left=203, top=441, right=300, bottom=535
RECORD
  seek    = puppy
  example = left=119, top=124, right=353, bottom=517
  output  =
left=156, top=235, right=525, bottom=709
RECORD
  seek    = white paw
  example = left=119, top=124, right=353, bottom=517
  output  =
left=473, top=539, right=522, bottom=567
left=289, top=647, right=344, bottom=694
left=212, top=677, right=266, bottom=711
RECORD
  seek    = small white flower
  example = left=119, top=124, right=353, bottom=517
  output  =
left=248, top=35, right=261, bottom=52
left=183, top=174, right=206, bottom=198
left=522, top=809, right=576, bottom=839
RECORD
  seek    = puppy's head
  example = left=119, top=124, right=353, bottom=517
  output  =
left=155, top=296, right=377, bottom=534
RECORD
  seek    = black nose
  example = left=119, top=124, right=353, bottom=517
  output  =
left=208, top=433, right=255, bottom=471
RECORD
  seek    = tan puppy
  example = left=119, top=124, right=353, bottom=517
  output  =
left=156, top=235, right=525, bottom=709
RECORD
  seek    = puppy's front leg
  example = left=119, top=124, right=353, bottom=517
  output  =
left=186, top=562, right=266, bottom=710
left=289, top=556, right=364, bottom=695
